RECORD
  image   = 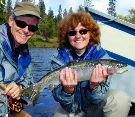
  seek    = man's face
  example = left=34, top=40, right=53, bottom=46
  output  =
left=9, top=15, right=39, bottom=47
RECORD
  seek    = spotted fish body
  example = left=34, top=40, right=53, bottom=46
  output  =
left=22, top=59, right=127, bottom=103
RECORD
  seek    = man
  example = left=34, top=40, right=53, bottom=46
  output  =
left=0, top=2, right=41, bottom=117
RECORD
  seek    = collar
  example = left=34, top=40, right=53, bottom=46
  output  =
left=57, top=44, right=107, bottom=64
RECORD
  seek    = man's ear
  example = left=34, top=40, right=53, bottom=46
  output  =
left=8, top=16, right=14, bottom=27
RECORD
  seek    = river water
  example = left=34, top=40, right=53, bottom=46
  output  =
left=23, top=47, right=135, bottom=117
left=24, top=47, right=59, bottom=117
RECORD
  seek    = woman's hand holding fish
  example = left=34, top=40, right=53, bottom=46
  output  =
left=1, top=82, right=23, bottom=99
left=60, top=67, right=78, bottom=93
left=89, top=64, right=108, bottom=90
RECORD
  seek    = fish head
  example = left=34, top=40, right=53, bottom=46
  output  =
left=106, top=60, right=128, bottom=75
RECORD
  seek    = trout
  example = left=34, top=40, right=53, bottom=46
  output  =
left=22, top=59, right=127, bottom=103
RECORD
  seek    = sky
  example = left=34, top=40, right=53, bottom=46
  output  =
left=11, top=0, right=135, bottom=16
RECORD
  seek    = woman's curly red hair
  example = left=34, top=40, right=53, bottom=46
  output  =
left=58, top=11, right=101, bottom=48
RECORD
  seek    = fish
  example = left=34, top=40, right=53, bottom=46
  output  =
left=21, top=59, right=127, bottom=103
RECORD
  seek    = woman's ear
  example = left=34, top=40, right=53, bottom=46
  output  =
left=8, top=15, right=14, bottom=27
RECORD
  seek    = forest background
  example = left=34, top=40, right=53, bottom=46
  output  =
left=0, top=0, right=135, bottom=48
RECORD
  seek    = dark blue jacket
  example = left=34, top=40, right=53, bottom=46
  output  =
left=51, top=44, right=111, bottom=113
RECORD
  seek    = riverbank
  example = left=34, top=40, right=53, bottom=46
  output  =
left=28, top=35, right=58, bottom=48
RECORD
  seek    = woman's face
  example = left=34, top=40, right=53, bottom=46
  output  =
left=67, top=23, right=90, bottom=55
left=8, top=16, right=39, bottom=47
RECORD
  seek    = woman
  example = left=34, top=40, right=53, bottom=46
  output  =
left=51, top=11, right=131, bottom=117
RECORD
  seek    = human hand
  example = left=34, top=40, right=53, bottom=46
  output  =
left=1, top=82, right=22, bottom=99
left=89, top=64, right=108, bottom=90
left=60, top=67, right=78, bottom=93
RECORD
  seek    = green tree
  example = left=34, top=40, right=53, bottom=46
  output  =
left=38, top=0, right=46, bottom=18
left=5, top=0, right=12, bottom=19
left=48, top=8, right=54, bottom=19
left=37, top=17, right=47, bottom=37
left=0, top=0, right=6, bottom=24
left=37, top=8, right=56, bottom=41
left=46, top=19, right=56, bottom=40
left=57, top=5, right=62, bottom=21
left=69, top=7, right=73, bottom=14
left=127, top=9, right=135, bottom=24
left=84, top=0, right=92, bottom=8
left=117, top=14, right=128, bottom=21
left=15, top=0, right=19, bottom=5
left=47, top=8, right=57, bottom=38
left=63, top=8, right=67, bottom=17
left=21, top=0, right=33, bottom=2
left=107, top=0, right=117, bottom=17
left=54, top=15, right=59, bottom=33
left=118, top=9, right=135, bottom=24
left=78, top=5, right=85, bottom=12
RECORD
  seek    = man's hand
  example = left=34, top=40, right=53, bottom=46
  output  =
left=0, top=82, right=23, bottom=99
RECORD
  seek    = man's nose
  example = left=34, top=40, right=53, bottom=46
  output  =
left=23, top=26, right=29, bottom=32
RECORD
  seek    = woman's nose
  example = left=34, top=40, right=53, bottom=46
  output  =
left=75, top=31, right=81, bottom=38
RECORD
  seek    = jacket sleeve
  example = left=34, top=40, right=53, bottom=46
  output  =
left=0, top=49, right=3, bottom=82
left=17, top=65, right=34, bottom=88
left=84, top=47, right=112, bottom=104
left=52, top=84, right=85, bottom=113
left=51, top=53, right=80, bottom=113
left=85, top=77, right=111, bottom=104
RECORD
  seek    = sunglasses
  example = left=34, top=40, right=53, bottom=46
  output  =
left=67, top=29, right=89, bottom=36
left=14, top=19, right=38, bottom=32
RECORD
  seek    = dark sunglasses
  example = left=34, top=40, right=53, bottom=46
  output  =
left=67, top=29, right=89, bottom=36
left=14, top=19, right=38, bottom=32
